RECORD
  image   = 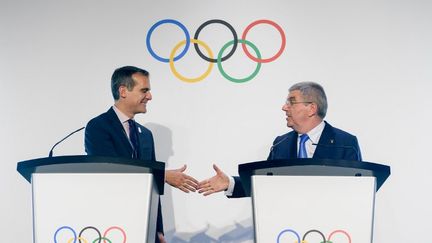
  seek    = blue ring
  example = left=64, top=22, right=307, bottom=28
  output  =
left=146, top=19, right=190, bottom=63
left=276, top=229, right=301, bottom=243
left=54, top=226, right=77, bottom=243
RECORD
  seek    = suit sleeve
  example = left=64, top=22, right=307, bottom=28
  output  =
left=338, top=134, right=362, bottom=161
left=351, top=136, right=362, bottom=161
left=156, top=200, right=164, bottom=236
left=147, top=129, right=164, bottom=239
left=228, top=176, right=247, bottom=198
left=149, top=131, right=156, bottom=161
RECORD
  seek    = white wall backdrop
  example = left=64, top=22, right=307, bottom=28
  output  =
left=1, top=0, right=431, bottom=242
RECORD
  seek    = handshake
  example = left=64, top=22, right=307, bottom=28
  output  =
left=165, top=164, right=229, bottom=196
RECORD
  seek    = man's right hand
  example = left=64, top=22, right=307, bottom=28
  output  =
left=198, top=164, right=229, bottom=196
left=165, top=165, right=199, bottom=193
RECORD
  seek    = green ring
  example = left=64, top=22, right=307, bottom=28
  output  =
left=217, top=39, right=261, bottom=83
left=92, top=237, right=112, bottom=243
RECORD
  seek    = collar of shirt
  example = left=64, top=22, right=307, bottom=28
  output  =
left=297, top=120, right=325, bottom=158
left=112, top=105, right=133, bottom=139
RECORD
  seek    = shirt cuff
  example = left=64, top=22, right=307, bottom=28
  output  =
left=224, top=176, right=235, bottom=196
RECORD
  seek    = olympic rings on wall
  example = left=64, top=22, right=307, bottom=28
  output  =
left=276, top=228, right=352, bottom=243
left=170, top=39, right=214, bottom=83
left=146, top=19, right=286, bottom=83
left=54, top=226, right=126, bottom=243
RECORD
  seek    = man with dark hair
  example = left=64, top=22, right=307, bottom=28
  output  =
left=85, top=66, right=199, bottom=242
left=198, top=81, right=362, bottom=198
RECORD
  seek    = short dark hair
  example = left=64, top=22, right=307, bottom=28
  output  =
left=111, top=66, right=149, bottom=100
left=289, top=81, right=328, bottom=118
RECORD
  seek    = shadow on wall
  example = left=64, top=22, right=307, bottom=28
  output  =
left=145, top=123, right=174, bottom=165
left=145, top=122, right=176, bottom=234
left=145, top=122, right=254, bottom=242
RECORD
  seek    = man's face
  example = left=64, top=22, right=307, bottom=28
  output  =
left=120, top=73, right=152, bottom=115
left=282, top=90, right=312, bottom=131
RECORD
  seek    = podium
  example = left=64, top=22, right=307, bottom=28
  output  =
left=238, top=159, right=390, bottom=243
left=17, top=155, right=165, bottom=243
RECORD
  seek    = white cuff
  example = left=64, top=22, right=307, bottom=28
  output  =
left=224, top=176, right=235, bottom=196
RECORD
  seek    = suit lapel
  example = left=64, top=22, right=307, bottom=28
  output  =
left=106, top=107, right=134, bottom=157
left=313, top=121, right=336, bottom=159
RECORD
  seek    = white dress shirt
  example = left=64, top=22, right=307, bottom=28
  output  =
left=297, top=120, right=325, bottom=158
left=112, top=105, right=133, bottom=141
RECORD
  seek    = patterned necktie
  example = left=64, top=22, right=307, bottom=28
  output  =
left=298, top=134, right=309, bottom=158
left=128, top=119, right=140, bottom=158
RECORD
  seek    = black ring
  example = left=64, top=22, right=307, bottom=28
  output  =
left=79, top=226, right=102, bottom=243
left=193, top=19, right=238, bottom=63
left=302, top=229, right=326, bottom=242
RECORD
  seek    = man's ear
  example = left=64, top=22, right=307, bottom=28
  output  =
left=308, top=103, right=318, bottom=117
left=119, top=85, right=127, bottom=99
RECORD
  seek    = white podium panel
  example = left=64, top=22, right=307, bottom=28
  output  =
left=32, top=173, right=158, bottom=243
left=251, top=176, right=376, bottom=243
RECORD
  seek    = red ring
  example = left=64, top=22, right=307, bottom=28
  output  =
left=241, top=19, right=286, bottom=63
left=103, top=226, right=126, bottom=243
left=328, top=229, right=352, bottom=243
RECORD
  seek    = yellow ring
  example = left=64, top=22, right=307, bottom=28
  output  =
left=68, top=237, right=88, bottom=243
left=169, top=39, right=214, bottom=83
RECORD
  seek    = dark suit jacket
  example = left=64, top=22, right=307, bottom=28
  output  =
left=84, top=107, right=163, bottom=242
left=231, top=121, right=362, bottom=198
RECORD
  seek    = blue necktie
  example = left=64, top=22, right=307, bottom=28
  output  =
left=128, top=119, right=140, bottom=158
left=298, top=134, right=309, bottom=158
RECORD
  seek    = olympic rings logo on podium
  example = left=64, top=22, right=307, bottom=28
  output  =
left=146, top=19, right=286, bottom=83
left=54, top=226, right=126, bottom=243
left=276, top=228, right=352, bottom=243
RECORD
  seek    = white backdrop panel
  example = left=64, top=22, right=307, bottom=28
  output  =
left=1, top=0, right=432, bottom=242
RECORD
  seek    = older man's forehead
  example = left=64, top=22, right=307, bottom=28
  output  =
left=288, top=90, right=302, bottom=99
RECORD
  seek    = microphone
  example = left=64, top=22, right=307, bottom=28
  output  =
left=48, top=127, right=85, bottom=157
left=268, top=136, right=289, bottom=160
left=312, top=142, right=361, bottom=161
left=270, top=136, right=289, bottom=152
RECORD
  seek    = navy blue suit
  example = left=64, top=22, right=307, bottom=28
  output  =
left=84, top=107, right=163, bottom=242
left=231, top=121, right=362, bottom=198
